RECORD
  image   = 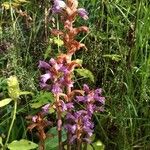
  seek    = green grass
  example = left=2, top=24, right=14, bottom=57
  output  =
left=0, top=0, right=150, bottom=149
left=81, top=0, right=150, bottom=149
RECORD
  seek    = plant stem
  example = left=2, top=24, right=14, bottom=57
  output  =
left=4, top=100, right=17, bottom=147
left=56, top=94, right=62, bottom=150
left=67, top=132, right=71, bottom=150
left=77, top=139, right=81, bottom=150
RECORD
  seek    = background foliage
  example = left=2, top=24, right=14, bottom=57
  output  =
left=0, top=0, right=150, bottom=149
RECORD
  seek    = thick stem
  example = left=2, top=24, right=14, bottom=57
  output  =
left=77, top=138, right=81, bottom=150
left=4, top=100, right=17, bottom=147
left=67, top=132, right=71, bottom=150
left=56, top=94, right=62, bottom=150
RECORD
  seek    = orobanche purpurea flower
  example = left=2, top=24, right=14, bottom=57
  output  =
left=37, top=0, right=105, bottom=149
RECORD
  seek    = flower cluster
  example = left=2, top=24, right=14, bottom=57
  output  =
left=39, top=56, right=79, bottom=94
left=76, top=84, right=105, bottom=116
left=64, top=84, right=105, bottom=143
left=65, top=110, right=94, bottom=143
left=37, top=0, right=105, bottom=148
left=52, top=0, right=88, bottom=20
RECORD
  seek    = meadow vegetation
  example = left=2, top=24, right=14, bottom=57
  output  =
left=0, top=0, right=150, bottom=149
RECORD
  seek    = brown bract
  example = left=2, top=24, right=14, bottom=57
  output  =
left=51, top=0, right=89, bottom=56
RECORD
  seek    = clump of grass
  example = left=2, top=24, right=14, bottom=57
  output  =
left=81, top=0, right=150, bottom=149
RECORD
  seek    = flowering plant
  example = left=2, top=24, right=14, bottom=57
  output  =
left=29, top=0, right=105, bottom=149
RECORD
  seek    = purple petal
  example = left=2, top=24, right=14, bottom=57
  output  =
left=42, top=104, right=50, bottom=112
left=32, top=115, right=38, bottom=122
left=40, top=82, right=51, bottom=90
left=52, top=83, right=62, bottom=94
left=64, top=124, right=76, bottom=134
left=66, top=113, right=76, bottom=121
left=66, top=102, right=74, bottom=110
left=49, top=58, right=56, bottom=65
left=41, top=73, right=51, bottom=83
left=95, top=88, right=102, bottom=95
left=95, top=96, right=105, bottom=104
left=76, top=96, right=85, bottom=102
left=60, top=100, right=67, bottom=111
left=52, top=0, right=66, bottom=13
left=38, top=61, right=50, bottom=69
left=77, top=8, right=89, bottom=20
left=83, top=126, right=93, bottom=137
left=86, top=93, right=94, bottom=102
left=83, top=84, right=90, bottom=93
left=87, top=103, right=95, bottom=115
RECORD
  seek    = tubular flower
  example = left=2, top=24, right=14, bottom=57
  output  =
left=39, top=57, right=79, bottom=94
left=76, top=84, right=105, bottom=116
left=52, top=0, right=67, bottom=13
left=77, top=8, right=89, bottom=20
left=65, top=110, right=94, bottom=143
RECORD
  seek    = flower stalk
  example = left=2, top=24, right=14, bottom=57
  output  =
left=38, top=0, right=105, bottom=149
left=4, top=100, right=17, bottom=148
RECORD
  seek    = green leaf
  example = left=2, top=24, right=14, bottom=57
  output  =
left=7, top=76, right=20, bottom=99
left=45, top=127, right=67, bottom=150
left=19, top=91, right=33, bottom=96
left=14, top=0, right=28, bottom=3
left=75, top=68, right=95, bottom=82
left=0, top=98, right=12, bottom=107
left=91, top=0, right=96, bottom=5
left=53, top=37, right=64, bottom=46
left=8, top=139, right=38, bottom=150
left=103, top=54, right=122, bottom=62
left=87, top=144, right=93, bottom=150
left=0, top=137, right=3, bottom=146
left=74, top=59, right=83, bottom=65
left=30, top=91, right=54, bottom=109
left=92, top=140, right=105, bottom=150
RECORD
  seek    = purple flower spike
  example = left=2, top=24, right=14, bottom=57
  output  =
left=52, top=0, right=66, bottom=13
left=77, top=8, right=89, bottom=20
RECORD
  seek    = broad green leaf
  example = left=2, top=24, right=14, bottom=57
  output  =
left=103, top=54, right=122, bottom=62
left=30, top=92, right=54, bottom=109
left=30, top=102, right=42, bottom=109
left=92, top=140, right=105, bottom=150
left=19, top=91, right=33, bottom=96
left=0, top=98, right=12, bottom=107
left=87, top=144, right=93, bottom=150
left=8, top=139, right=38, bottom=150
left=75, top=68, right=94, bottom=82
left=45, top=127, right=67, bottom=150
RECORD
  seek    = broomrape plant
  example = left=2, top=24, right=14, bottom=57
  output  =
left=29, top=0, right=105, bottom=150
